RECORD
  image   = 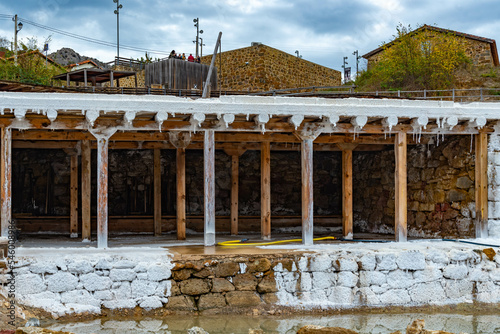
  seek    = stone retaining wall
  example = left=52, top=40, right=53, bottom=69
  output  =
left=10, top=244, right=500, bottom=318
left=489, top=133, right=500, bottom=237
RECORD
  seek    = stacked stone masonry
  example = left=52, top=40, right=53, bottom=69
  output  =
left=488, top=133, right=500, bottom=237
left=11, top=245, right=500, bottom=318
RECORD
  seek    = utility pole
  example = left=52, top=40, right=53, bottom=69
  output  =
left=342, top=56, right=349, bottom=83
left=113, top=0, right=123, bottom=61
left=352, top=50, right=361, bottom=77
left=13, top=15, right=23, bottom=66
left=199, top=37, right=206, bottom=57
left=193, top=18, right=203, bottom=58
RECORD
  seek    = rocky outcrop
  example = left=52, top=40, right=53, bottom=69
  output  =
left=48, top=47, right=106, bottom=68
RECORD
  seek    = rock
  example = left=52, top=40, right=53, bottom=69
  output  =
left=80, top=273, right=112, bottom=291
left=233, top=273, right=258, bottom=291
left=225, top=291, right=261, bottom=307
left=139, top=296, right=163, bottom=310
left=262, top=293, right=278, bottom=304
left=16, top=274, right=46, bottom=295
left=172, top=268, right=193, bottom=281
left=46, top=272, right=78, bottom=293
left=211, top=278, right=235, bottom=292
left=112, top=260, right=136, bottom=269
left=406, top=319, right=425, bottom=334
left=164, top=295, right=196, bottom=311
left=483, top=248, right=496, bottom=261
left=109, top=269, right=136, bottom=282
left=215, top=262, right=240, bottom=277
left=147, top=264, right=171, bottom=281
left=249, top=330, right=264, bottom=334
left=15, top=328, right=75, bottom=334
left=247, top=258, right=271, bottom=273
left=187, top=327, right=208, bottom=334
left=67, top=260, right=93, bottom=274
left=296, top=325, right=358, bottom=333
left=179, top=278, right=210, bottom=295
left=396, top=251, right=426, bottom=270
left=257, top=275, right=277, bottom=293
left=198, top=293, right=227, bottom=310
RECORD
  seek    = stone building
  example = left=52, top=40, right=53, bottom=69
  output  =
left=200, top=43, right=341, bottom=92
left=363, top=24, right=499, bottom=69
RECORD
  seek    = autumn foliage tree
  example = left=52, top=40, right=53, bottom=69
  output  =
left=356, top=24, right=470, bottom=91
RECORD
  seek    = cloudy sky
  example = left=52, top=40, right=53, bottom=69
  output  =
left=0, top=0, right=499, bottom=73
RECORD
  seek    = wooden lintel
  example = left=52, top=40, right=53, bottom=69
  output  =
left=176, top=148, right=186, bottom=240
left=223, top=147, right=247, bottom=157
left=394, top=132, right=407, bottom=242
left=0, top=127, right=11, bottom=237
left=337, top=143, right=358, bottom=151
left=261, top=141, right=271, bottom=240
left=153, top=148, right=162, bottom=237
left=70, top=154, right=78, bottom=238
left=475, top=132, right=488, bottom=237
left=81, top=140, right=91, bottom=241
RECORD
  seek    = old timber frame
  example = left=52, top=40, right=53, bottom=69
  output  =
left=1, top=92, right=499, bottom=247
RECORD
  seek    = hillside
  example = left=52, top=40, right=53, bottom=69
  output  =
left=48, top=47, right=107, bottom=68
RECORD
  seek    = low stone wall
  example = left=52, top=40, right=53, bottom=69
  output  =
left=489, top=133, right=500, bottom=237
left=9, top=243, right=500, bottom=319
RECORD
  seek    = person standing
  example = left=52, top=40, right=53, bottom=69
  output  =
left=188, top=54, right=195, bottom=62
left=182, top=53, right=186, bottom=60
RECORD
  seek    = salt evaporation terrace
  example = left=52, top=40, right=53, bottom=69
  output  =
left=1, top=92, right=500, bottom=320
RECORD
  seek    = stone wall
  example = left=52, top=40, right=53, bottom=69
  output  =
left=353, top=135, right=476, bottom=238
left=200, top=44, right=341, bottom=92
left=488, top=133, right=500, bottom=237
left=102, top=65, right=146, bottom=88
left=10, top=244, right=500, bottom=318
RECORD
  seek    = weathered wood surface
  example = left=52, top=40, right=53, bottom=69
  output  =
left=204, top=130, right=215, bottom=246
left=394, top=132, right=407, bottom=242
left=153, top=149, right=162, bottom=236
left=97, top=137, right=109, bottom=248
left=176, top=148, right=186, bottom=240
left=145, top=58, right=218, bottom=90
left=301, top=139, right=314, bottom=245
left=81, top=140, right=91, bottom=241
left=0, top=127, right=11, bottom=237
left=475, top=132, right=488, bottom=238
left=230, top=155, right=239, bottom=235
left=261, top=141, right=271, bottom=240
left=339, top=144, right=357, bottom=240
left=70, top=154, right=79, bottom=238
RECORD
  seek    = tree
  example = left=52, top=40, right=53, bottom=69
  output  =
left=356, top=24, right=470, bottom=91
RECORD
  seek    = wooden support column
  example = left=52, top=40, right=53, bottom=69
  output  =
left=224, top=148, right=247, bottom=236
left=0, top=127, right=11, bottom=237
left=70, top=154, right=79, bottom=238
left=96, top=136, right=110, bottom=248
left=475, top=132, right=488, bottom=238
left=301, top=138, right=314, bottom=245
left=176, top=148, right=186, bottom=240
left=204, top=130, right=215, bottom=246
left=81, top=140, right=91, bottom=242
left=261, top=141, right=271, bottom=240
left=394, top=131, right=408, bottom=242
left=84, top=69, right=88, bottom=87
left=110, top=71, right=114, bottom=88
left=153, top=148, right=162, bottom=237
left=338, top=143, right=358, bottom=240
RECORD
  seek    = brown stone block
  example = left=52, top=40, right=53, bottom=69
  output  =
left=179, top=278, right=210, bottom=296
left=262, top=292, right=278, bottom=304
left=225, top=291, right=262, bottom=307
left=192, top=267, right=213, bottom=278
left=172, top=268, right=194, bottom=281
left=164, top=295, right=197, bottom=311
left=211, top=277, right=235, bottom=293
left=198, top=293, right=227, bottom=310
left=215, top=262, right=240, bottom=277
left=257, top=275, right=277, bottom=293
left=247, top=258, right=271, bottom=273
left=233, top=273, right=258, bottom=291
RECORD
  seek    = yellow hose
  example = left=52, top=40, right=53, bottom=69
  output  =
left=217, top=236, right=337, bottom=247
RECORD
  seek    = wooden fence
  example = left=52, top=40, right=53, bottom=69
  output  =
left=145, top=58, right=218, bottom=91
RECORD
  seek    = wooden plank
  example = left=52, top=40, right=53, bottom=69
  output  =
left=176, top=148, right=186, bottom=240
left=301, top=138, right=314, bottom=245
left=153, top=148, right=162, bottom=236
left=81, top=140, right=91, bottom=241
left=475, top=132, right=488, bottom=237
left=0, top=127, right=11, bottom=237
left=231, top=155, right=239, bottom=235
left=96, top=137, right=109, bottom=248
left=204, top=130, right=215, bottom=246
left=394, top=132, right=407, bottom=242
left=341, top=148, right=354, bottom=239
left=70, top=154, right=79, bottom=238
left=261, top=141, right=271, bottom=240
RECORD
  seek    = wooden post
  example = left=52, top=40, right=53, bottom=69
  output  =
left=338, top=143, right=357, bottom=240
left=231, top=155, right=239, bottom=235
left=84, top=69, right=88, bottom=87
left=204, top=130, right=215, bottom=246
left=394, top=132, right=407, bottom=242
left=301, top=138, right=314, bottom=245
left=81, top=140, right=91, bottom=242
left=176, top=147, right=186, bottom=240
left=70, top=154, right=79, bottom=238
left=96, top=136, right=109, bottom=248
left=110, top=71, right=114, bottom=88
left=153, top=148, right=162, bottom=237
left=0, top=127, right=11, bottom=237
left=475, top=132, right=488, bottom=238
left=261, top=141, right=271, bottom=240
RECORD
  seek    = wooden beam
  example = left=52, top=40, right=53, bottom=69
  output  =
left=70, top=154, right=78, bottom=238
left=339, top=144, right=356, bottom=240
left=301, top=138, right=314, bottom=245
left=261, top=141, right=271, bottom=240
left=81, top=140, right=91, bottom=242
left=0, top=127, right=11, bottom=237
left=230, top=155, right=239, bottom=235
left=204, top=130, right=216, bottom=246
left=394, top=132, right=407, bottom=242
left=153, top=148, right=162, bottom=236
left=475, top=132, right=488, bottom=237
left=176, top=148, right=186, bottom=240
left=96, top=136, right=109, bottom=248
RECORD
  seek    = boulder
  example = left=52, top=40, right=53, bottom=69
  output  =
left=225, top=291, right=261, bottom=307
left=215, top=262, right=240, bottom=277
left=233, top=273, right=258, bottom=291
left=211, top=278, right=235, bottom=292
left=198, top=293, right=227, bottom=310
